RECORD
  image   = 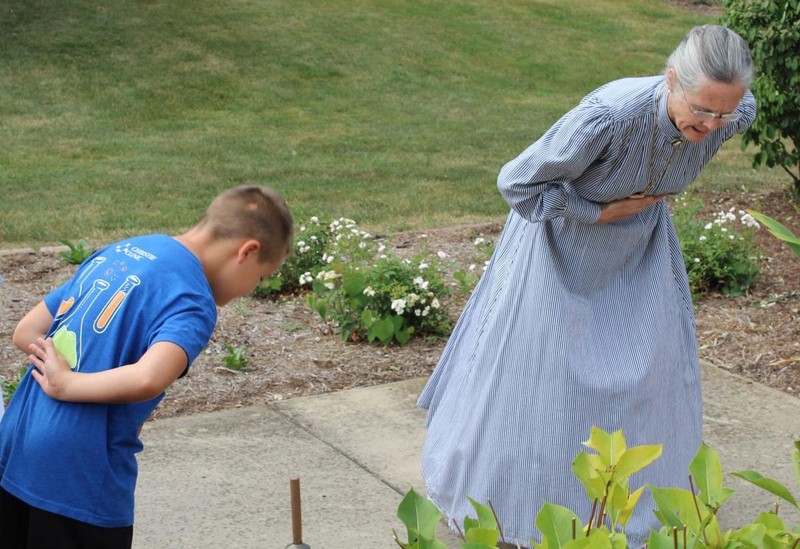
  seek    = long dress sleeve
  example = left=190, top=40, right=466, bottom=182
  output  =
left=497, top=101, right=616, bottom=224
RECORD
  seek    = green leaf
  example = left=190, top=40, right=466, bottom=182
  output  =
left=614, top=444, right=662, bottom=479
left=754, top=511, right=787, bottom=532
left=583, top=427, right=625, bottom=467
left=747, top=210, right=800, bottom=258
left=536, top=502, right=584, bottom=549
left=395, top=327, right=412, bottom=344
left=689, top=443, right=734, bottom=508
left=562, top=529, right=612, bottom=549
left=645, top=530, right=675, bottom=549
left=616, top=485, right=645, bottom=527
left=731, top=470, right=799, bottom=508
left=649, top=486, right=698, bottom=530
left=572, top=452, right=606, bottom=499
left=466, top=497, right=497, bottom=530
left=369, top=317, right=395, bottom=344
left=731, top=522, right=767, bottom=546
left=464, top=527, right=500, bottom=546
left=341, top=271, right=366, bottom=297
left=397, top=488, right=442, bottom=541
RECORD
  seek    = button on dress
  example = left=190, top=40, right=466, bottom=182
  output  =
left=417, top=75, right=756, bottom=545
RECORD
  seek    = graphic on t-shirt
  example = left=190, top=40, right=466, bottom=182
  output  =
left=49, top=244, right=151, bottom=371
left=94, top=275, right=141, bottom=333
left=52, top=278, right=110, bottom=370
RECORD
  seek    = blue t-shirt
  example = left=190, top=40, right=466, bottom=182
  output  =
left=0, top=234, right=216, bottom=527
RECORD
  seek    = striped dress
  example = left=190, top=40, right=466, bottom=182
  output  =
left=417, top=75, right=756, bottom=546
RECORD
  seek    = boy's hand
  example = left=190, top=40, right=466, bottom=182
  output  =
left=29, top=337, right=74, bottom=399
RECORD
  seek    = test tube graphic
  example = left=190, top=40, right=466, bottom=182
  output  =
left=76, top=256, right=107, bottom=296
left=94, top=275, right=141, bottom=334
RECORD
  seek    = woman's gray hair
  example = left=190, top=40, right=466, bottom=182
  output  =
left=665, top=24, right=753, bottom=91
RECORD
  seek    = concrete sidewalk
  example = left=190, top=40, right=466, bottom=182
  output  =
left=134, top=362, right=800, bottom=548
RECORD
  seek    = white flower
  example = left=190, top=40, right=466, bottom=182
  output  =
left=324, top=282, right=335, bottom=290
left=310, top=216, right=319, bottom=224
left=378, top=244, right=386, bottom=254
left=437, top=250, right=447, bottom=259
left=704, top=223, right=713, bottom=230
left=431, top=298, right=440, bottom=309
left=694, top=258, right=701, bottom=263
left=363, top=286, right=376, bottom=297
left=406, top=293, right=419, bottom=306
left=474, top=237, right=485, bottom=245
left=699, top=236, right=707, bottom=242
left=468, top=264, right=476, bottom=271
left=299, top=272, right=313, bottom=285
left=418, top=262, right=429, bottom=270
left=729, top=235, right=735, bottom=240
left=297, top=241, right=306, bottom=247
left=391, top=299, right=407, bottom=315
left=414, top=309, right=422, bottom=317
left=721, top=227, right=728, bottom=233
left=413, top=276, right=429, bottom=290
left=740, top=213, right=760, bottom=229
left=310, top=235, right=318, bottom=241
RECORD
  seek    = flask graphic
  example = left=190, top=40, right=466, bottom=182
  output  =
left=55, top=256, right=107, bottom=321
left=94, top=275, right=141, bottom=333
left=52, top=278, right=109, bottom=371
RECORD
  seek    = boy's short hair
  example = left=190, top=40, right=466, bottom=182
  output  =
left=199, top=185, right=293, bottom=262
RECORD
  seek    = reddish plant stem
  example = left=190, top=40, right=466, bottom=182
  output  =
left=587, top=499, right=598, bottom=535
left=452, top=517, right=465, bottom=541
left=487, top=498, right=507, bottom=546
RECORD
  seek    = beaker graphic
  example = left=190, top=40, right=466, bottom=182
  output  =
left=51, top=278, right=109, bottom=371
left=55, top=256, right=107, bottom=321
left=94, top=275, right=141, bottom=334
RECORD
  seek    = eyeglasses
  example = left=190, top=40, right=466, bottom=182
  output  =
left=676, top=83, right=742, bottom=122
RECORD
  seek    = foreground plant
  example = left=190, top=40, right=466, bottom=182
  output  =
left=747, top=209, right=800, bottom=259
left=395, top=427, right=800, bottom=548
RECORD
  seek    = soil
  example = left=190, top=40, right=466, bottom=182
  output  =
left=1, top=188, right=798, bottom=421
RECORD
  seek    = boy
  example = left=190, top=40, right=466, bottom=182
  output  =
left=0, top=185, right=293, bottom=548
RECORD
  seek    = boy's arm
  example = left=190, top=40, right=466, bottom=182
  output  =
left=13, top=301, right=53, bottom=353
left=27, top=337, right=189, bottom=404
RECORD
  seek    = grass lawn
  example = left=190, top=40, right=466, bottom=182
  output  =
left=0, top=0, right=788, bottom=249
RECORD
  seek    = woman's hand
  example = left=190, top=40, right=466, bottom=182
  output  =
left=29, top=337, right=75, bottom=400
left=597, top=195, right=668, bottom=224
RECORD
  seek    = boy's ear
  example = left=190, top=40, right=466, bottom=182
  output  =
left=237, top=239, right=261, bottom=263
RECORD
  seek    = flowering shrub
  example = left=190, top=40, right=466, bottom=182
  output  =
left=672, top=196, right=761, bottom=297
left=254, top=216, right=330, bottom=297
left=306, top=241, right=451, bottom=344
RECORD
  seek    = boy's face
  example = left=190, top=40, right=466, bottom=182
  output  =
left=214, top=245, right=285, bottom=306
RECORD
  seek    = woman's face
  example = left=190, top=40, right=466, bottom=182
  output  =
left=666, top=69, right=746, bottom=144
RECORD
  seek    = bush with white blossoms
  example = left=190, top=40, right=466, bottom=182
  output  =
left=672, top=196, right=761, bottom=298
left=307, top=250, right=451, bottom=345
left=254, top=215, right=330, bottom=296
left=256, top=214, right=458, bottom=344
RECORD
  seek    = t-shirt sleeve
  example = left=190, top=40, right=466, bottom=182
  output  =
left=497, top=99, right=615, bottom=224
left=148, top=295, right=216, bottom=370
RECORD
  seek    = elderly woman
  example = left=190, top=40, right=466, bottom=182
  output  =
left=418, top=25, right=755, bottom=546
